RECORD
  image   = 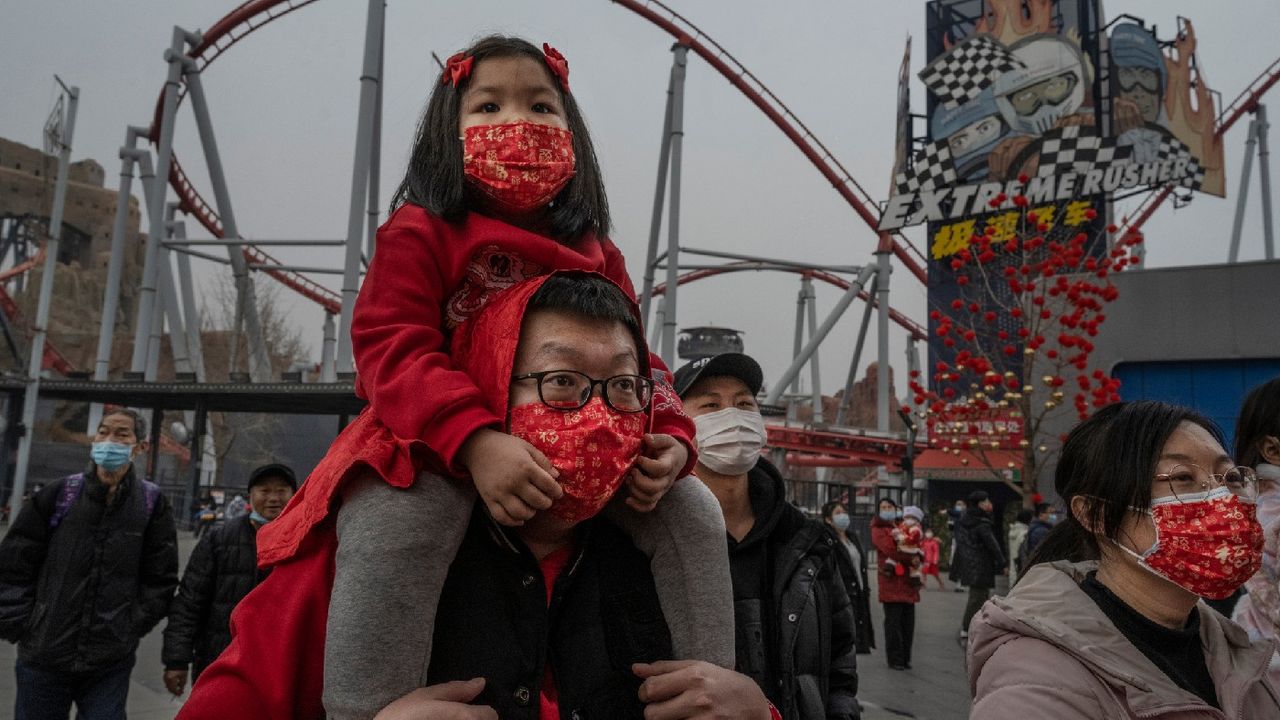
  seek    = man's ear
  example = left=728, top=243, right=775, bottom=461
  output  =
left=1260, top=436, right=1280, bottom=466
left=134, top=440, right=150, bottom=457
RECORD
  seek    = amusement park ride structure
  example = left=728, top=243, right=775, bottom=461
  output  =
left=3, top=0, right=1278, bottom=508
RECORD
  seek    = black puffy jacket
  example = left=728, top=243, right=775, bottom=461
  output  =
left=733, top=460, right=860, bottom=720
left=826, top=525, right=874, bottom=655
left=0, top=467, right=178, bottom=672
left=428, top=503, right=672, bottom=720
left=955, top=507, right=1005, bottom=590
left=162, top=514, right=267, bottom=676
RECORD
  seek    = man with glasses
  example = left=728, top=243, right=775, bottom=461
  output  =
left=178, top=273, right=772, bottom=720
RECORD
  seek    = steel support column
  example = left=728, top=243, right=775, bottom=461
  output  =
left=182, top=59, right=272, bottom=381
left=1229, top=118, right=1259, bottom=262
left=1257, top=105, right=1275, bottom=260
left=639, top=50, right=679, bottom=326
left=336, top=0, right=386, bottom=376
left=766, top=264, right=876, bottom=407
left=659, top=44, right=690, bottom=367
left=132, top=28, right=189, bottom=374
left=13, top=81, right=78, bottom=507
left=320, top=312, right=337, bottom=383
left=804, top=277, right=822, bottom=423
left=875, top=252, right=892, bottom=432
left=835, top=278, right=877, bottom=427
left=365, top=20, right=385, bottom=265
left=171, top=219, right=206, bottom=380
left=790, top=279, right=806, bottom=395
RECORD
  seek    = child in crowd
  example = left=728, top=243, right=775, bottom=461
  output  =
left=896, top=505, right=926, bottom=586
left=921, top=527, right=946, bottom=590
left=278, top=36, right=733, bottom=719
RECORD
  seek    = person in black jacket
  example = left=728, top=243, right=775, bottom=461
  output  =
left=821, top=501, right=874, bottom=655
left=161, top=463, right=297, bottom=696
left=0, top=408, right=178, bottom=720
left=954, top=490, right=1006, bottom=639
left=676, top=353, right=861, bottom=720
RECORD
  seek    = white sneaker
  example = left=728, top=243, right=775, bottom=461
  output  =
left=959, top=630, right=969, bottom=639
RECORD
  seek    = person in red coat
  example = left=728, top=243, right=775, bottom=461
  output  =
left=292, top=36, right=732, bottom=718
left=871, top=498, right=921, bottom=670
left=177, top=272, right=750, bottom=720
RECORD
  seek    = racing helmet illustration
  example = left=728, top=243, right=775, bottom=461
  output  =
left=930, top=87, right=1007, bottom=181
left=993, top=35, right=1090, bottom=136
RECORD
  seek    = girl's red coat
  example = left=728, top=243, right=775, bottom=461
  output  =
left=871, top=517, right=921, bottom=604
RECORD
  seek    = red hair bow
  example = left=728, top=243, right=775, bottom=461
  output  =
left=543, top=43, right=570, bottom=92
left=442, top=52, right=474, bottom=88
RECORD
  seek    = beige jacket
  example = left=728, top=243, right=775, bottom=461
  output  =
left=968, top=561, right=1280, bottom=719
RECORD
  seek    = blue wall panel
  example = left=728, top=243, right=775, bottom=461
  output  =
left=1113, top=359, right=1280, bottom=453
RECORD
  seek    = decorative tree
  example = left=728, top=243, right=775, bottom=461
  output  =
left=906, top=180, right=1146, bottom=504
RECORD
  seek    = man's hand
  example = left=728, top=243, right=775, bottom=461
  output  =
left=626, top=434, right=688, bottom=513
left=373, top=678, right=498, bottom=720
left=635, top=660, right=771, bottom=720
left=163, top=669, right=188, bottom=697
left=459, top=429, right=562, bottom=526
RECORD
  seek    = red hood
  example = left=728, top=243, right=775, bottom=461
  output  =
left=258, top=270, right=652, bottom=568
left=450, top=269, right=652, bottom=428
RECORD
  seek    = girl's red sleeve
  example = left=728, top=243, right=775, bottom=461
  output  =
left=177, top=524, right=336, bottom=720
left=600, top=237, right=698, bottom=478
left=352, top=217, right=502, bottom=475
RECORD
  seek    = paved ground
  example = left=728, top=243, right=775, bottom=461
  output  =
left=0, top=535, right=980, bottom=719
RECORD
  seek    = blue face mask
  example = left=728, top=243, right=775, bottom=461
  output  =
left=878, top=510, right=897, bottom=522
left=249, top=510, right=271, bottom=525
left=91, top=441, right=134, bottom=471
left=833, top=514, right=851, bottom=531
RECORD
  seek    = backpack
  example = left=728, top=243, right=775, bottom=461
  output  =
left=48, top=473, right=162, bottom=531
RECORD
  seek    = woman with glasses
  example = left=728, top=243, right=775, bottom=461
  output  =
left=968, top=401, right=1280, bottom=719
left=1231, top=377, right=1280, bottom=690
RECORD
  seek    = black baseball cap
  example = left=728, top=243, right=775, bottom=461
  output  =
left=248, top=463, right=298, bottom=491
left=673, top=353, right=764, bottom=398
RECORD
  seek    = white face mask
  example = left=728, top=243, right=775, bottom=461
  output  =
left=694, top=407, right=766, bottom=476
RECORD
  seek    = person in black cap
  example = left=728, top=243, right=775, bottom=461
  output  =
left=674, top=353, right=861, bottom=720
left=160, top=464, right=298, bottom=697
left=954, top=489, right=1005, bottom=640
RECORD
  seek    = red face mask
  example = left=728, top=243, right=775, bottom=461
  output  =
left=462, top=121, right=576, bottom=215
left=508, top=398, right=644, bottom=523
left=1116, top=488, right=1264, bottom=600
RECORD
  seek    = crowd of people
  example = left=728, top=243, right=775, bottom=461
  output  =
left=0, top=33, right=1277, bottom=720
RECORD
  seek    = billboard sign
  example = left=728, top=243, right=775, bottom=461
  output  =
left=882, top=2, right=1224, bottom=241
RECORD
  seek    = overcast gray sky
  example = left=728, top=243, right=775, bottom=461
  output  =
left=3, top=0, right=1277, bottom=401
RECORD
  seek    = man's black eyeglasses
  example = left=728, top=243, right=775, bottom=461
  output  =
left=512, top=370, right=653, bottom=413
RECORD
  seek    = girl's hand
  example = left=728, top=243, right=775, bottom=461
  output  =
left=374, top=678, right=498, bottom=720
left=626, top=434, right=688, bottom=513
left=459, top=429, right=562, bottom=526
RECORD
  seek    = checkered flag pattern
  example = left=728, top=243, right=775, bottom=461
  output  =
left=895, top=140, right=957, bottom=196
left=1035, top=126, right=1132, bottom=177
left=1156, top=136, right=1205, bottom=190
left=919, top=34, right=1022, bottom=108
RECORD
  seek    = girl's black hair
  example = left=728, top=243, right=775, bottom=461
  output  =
left=391, top=35, right=610, bottom=242
left=1234, top=377, right=1280, bottom=469
left=1025, top=401, right=1224, bottom=569
left=821, top=500, right=846, bottom=520
left=879, top=497, right=900, bottom=509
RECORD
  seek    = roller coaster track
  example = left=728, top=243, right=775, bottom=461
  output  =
left=148, top=0, right=341, bottom=315
left=1117, top=55, right=1280, bottom=239
left=0, top=245, right=75, bottom=374
left=652, top=261, right=928, bottom=341
left=612, top=0, right=929, bottom=284
left=144, top=0, right=929, bottom=324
